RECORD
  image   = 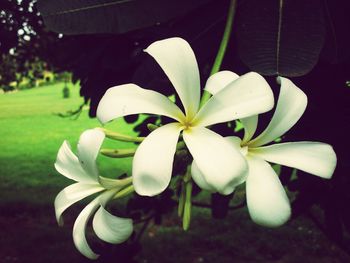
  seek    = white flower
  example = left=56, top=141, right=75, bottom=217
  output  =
left=54, top=128, right=133, bottom=259
left=97, top=37, right=275, bottom=196
left=192, top=75, right=337, bottom=227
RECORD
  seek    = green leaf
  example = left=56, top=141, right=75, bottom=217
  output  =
left=37, top=0, right=212, bottom=35
left=235, top=0, right=325, bottom=77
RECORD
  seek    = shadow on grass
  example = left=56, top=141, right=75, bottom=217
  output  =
left=1, top=187, right=350, bottom=263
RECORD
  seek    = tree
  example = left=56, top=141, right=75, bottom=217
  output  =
left=0, top=0, right=60, bottom=89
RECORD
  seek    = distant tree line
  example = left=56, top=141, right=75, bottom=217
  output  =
left=0, top=0, right=74, bottom=91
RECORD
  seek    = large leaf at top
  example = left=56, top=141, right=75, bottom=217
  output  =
left=235, top=0, right=325, bottom=77
left=37, top=0, right=212, bottom=35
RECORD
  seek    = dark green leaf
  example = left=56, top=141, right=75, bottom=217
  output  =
left=235, top=0, right=325, bottom=77
left=37, top=0, right=212, bottom=35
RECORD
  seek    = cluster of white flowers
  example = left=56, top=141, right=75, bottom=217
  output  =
left=54, top=37, right=337, bottom=259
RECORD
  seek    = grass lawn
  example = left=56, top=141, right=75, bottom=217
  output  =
left=0, top=83, right=137, bottom=196
left=0, top=83, right=349, bottom=262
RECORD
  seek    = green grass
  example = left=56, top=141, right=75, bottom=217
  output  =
left=0, top=83, right=137, bottom=197
left=1, top=83, right=349, bottom=263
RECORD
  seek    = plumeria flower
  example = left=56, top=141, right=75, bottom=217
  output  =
left=97, top=37, right=275, bottom=196
left=54, top=128, right=133, bottom=259
left=192, top=75, right=337, bottom=227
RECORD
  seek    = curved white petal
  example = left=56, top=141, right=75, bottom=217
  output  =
left=72, top=189, right=116, bottom=259
left=145, top=37, right=200, bottom=119
left=193, top=72, right=274, bottom=127
left=73, top=199, right=102, bottom=259
left=249, top=77, right=307, bottom=147
left=191, top=161, right=216, bottom=192
left=250, top=142, right=337, bottom=179
left=55, top=141, right=95, bottom=183
left=204, top=71, right=239, bottom=95
left=246, top=157, right=291, bottom=227
left=183, top=127, right=247, bottom=195
left=133, top=123, right=182, bottom=196
left=241, top=115, right=258, bottom=144
left=97, top=84, right=185, bottom=124
left=225, top=136, right=243, bottom=148
left=54, top=182, right=104, bottom=226
left=77, top=129, right=105, bottom=180
left=93, top=206, right=133, bottom=244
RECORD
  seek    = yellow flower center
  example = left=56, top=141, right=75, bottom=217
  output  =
left=179, top=115, right=195, bottom=131
left=182, top=120, right=192, bottom=131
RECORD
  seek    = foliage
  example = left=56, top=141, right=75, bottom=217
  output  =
left=37, top=0, right=212, bottom=35
left=0, top=0, right=71, bottom=89
left=235, top=0, right=325, bottom=76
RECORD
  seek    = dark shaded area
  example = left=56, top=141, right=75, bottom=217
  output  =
left=37, top=0, right=213, bottom=35
left=1, top=188, right=350, bottom=262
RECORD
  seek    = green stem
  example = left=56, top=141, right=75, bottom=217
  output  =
left=178, top=165, right=191, bottom=218
left=100, top=148, right=136, bottom=158
left=101, top=128, right=145, bottom=143
left=178, top=166, right=192, bottom=231
left=99, top=176, right=133, bottom=189
left=101, top=141, right=186, bottom=158
left=178, top=181, right=186, bottom=217
left=147, top=123, right=159, bottom=132
left=199, top=0, right=237, bottom=108
left=183, top=180, right=192, bottom=231
left=114, top=184, right=135, bottom=199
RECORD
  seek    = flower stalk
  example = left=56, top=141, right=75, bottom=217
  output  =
left=101, top=141, right=187, bottom=158
left=178, top=166, right=193, bottom=230
left=114, top=184, right=135, bottom=199
left=147, top=123, right=160, bottom=132
left=177, top=181, right=186, bottom=217
left=101, top=128, right=145, bottom=143
left=183, top=180, right=192, bottom=231
left=100, top=148, right=136, bottom=158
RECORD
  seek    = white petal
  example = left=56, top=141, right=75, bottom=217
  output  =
left=133, top=123, right=182, bottom=196
left=250, top=142, right=337, bottom=179
left=204, top=71, right=239, bottom=95
left=246, top=157, right=291, bottom=227
left=73, top=200, right=101, bottom=259
left=77, top=129, right=105, bottom=180
left=193, top=72, right=274, bottom=127
left=183, top=127, right=247, bottom=195
left=97, top=84, right=185, bottom=124
left=191, top=161, right=216, bottom=192
left=145, top=37, right=200, bottom=119
left=225, top=136, right=243, bottom=147
left=72, top=189, right=116, bottom=259
left=241, top=115, right=258, bottom=144
left=55, top=141, right=95, bottom=183
left=249, top=77, right=307, bottom=147
left=93, top=206, right=133, bottom=244
left=191, top=136, right=247, bottom=193
left=54, top=183, right=104, bottom=226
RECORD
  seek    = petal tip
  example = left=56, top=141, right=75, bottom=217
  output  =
left=133, top=175, right=166, bottom=197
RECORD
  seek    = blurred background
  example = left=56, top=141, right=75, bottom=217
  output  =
left=1, top=0, right=350, bottom=262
